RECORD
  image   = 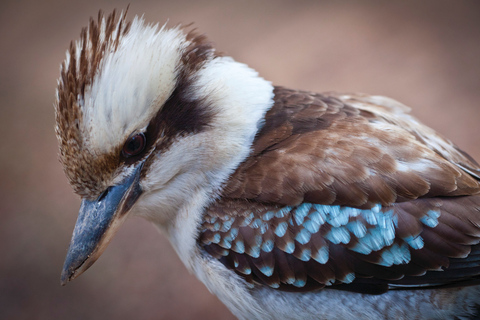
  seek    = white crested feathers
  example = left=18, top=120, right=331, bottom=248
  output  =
left=77, top=17, right=187, bottom=155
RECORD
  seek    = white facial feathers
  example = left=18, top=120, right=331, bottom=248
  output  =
left=78, top=17, right=187, bottom=154
left=194, top=56, right=274, bottom=146
left=62, top=12, right=274, bottom=163
left=137, top=56, right=275, bottom=227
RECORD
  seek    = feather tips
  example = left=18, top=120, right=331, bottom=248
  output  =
left=200, top=196, right=480, bottom=292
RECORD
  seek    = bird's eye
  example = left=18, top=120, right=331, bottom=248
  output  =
left=122, top=133, right=146, bottom=158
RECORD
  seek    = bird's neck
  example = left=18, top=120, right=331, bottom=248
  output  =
left=145, top=56, right=275, bottom=270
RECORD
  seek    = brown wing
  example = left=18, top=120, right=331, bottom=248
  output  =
left=200, top=87, right=480, bottom=293
left=222, top=87, right=480, bottom=207
left=200, top=196, right=480, bottom=292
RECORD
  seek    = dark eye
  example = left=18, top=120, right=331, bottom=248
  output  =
left=122, top=133, right=146, bottom=157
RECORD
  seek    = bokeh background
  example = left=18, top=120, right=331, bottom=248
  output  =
left=1, top=0, right=479, bottom=319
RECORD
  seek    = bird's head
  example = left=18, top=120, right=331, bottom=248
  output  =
left=55, top=10, right=273, bottom=285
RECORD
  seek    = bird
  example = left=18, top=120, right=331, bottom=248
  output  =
left=55, top=9, right=480, bottom=320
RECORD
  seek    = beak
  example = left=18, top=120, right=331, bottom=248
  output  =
left=60, top=163, right=143, bottom=285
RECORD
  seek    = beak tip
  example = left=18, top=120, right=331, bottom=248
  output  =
left=60, top=269, right=71, bottom=286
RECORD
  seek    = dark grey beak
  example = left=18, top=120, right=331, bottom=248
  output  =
left=60, top=163, right=143, bottom=285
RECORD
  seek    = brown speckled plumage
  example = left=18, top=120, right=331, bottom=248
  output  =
left=54, top=10, right=131, bottom=199
left=200, top=87, right=480, bottom=295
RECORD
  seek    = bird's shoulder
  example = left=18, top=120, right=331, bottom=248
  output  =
left=198, top=86, right=480, bottom=293
left=223, top=86, right=480, bottom=207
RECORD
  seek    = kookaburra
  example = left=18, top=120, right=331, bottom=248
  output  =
left=55, top=10, right=480, bottom=319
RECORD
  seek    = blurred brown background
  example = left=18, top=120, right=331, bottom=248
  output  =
left=1, top=0, right=479, bottom=319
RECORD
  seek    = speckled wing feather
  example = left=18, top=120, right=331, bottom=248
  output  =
left=200, top=197, right=480, bottom=292
left=199, top=87, right=480, bottom=293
